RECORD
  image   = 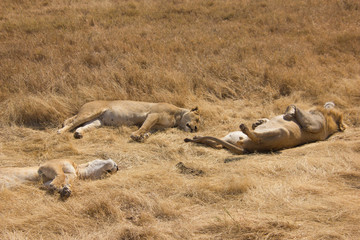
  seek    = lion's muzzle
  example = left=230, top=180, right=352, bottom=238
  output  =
left=186, top=123, right=198, bottom=133
left=107, top=164, right=118, bottom=173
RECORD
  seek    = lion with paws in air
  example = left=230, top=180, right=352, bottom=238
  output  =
left=0, top=159, right=118, bottom=199
left=58, top=100, right=200, bottom=142
left=185, top=102, right=346, bottom=154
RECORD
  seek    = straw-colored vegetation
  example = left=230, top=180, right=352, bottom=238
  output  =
left=1, top=0, right=360, bottom=239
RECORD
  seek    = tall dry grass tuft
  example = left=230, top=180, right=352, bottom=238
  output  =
left=0, top=0, right=359, bottom=126
left=1, top=95, right=65, bottom=127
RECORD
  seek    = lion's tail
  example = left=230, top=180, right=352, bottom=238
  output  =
left=184, top=136, right=244, bottom=154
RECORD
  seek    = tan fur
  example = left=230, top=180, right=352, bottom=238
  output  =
left=0, top=159, right=118, bottom=199
left=185, top=103, right=346, bottom=154
left=0, top=166, right=40, bottom=188
left=58, top=100, right=200, bottom=142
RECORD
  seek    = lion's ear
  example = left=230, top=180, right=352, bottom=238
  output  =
left=324, top=102, right=335, bottom=109
left=191, top=107, right=199, bottom=112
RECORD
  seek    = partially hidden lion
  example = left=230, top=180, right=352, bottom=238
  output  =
left=58, top=100, right=200, bottom=142
left=185, top=102, right=346, bottom=154
left=0, top=159, right=118, bottom=199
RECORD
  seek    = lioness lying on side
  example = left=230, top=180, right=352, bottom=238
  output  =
left=58, top=100, right=200, bottom=142
left=0, top=159, right=118, bottom=199
left=185, top=102, right=346, bottom=154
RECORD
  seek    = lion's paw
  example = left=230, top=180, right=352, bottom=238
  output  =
left=283, top=113, right=294, bottom=121
left=252, top=118, right=269, bottom=130
left=239, top=124, right=249, bottom=133
left=284, top=105, right=296, bottom=121
left=131, top=132, right=151, bottom=142
left=131, top=134, right=144, bottom=142
left=60, top=186, right=71, bottom=200
left=74, top=132, right=83, bottom=139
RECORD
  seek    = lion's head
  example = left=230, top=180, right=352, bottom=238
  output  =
left=327, top=108, right=347, bottom=133
left=79, top=159, right=118, bottom=180
left=180, top=107, right=200, bottom=132
left=320, top=102, right=347, bottom=135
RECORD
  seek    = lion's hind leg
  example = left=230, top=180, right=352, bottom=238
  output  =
left=58, top=115, right=79, bottom=134
left=74, top=119, right=102, bottom=139
left=38, top=161, right=77, bottom=199
left=63, top=115, right=77, bottom=127
left=283, top=105, right=323, bottom=133
left=57, top=107, right=107, bottom=136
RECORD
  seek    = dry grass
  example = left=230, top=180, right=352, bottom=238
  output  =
left=1, top=0, right=360, bottom=239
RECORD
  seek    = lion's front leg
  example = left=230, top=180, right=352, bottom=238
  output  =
left=131, top=113, right=160, bottom=142
left=252, top=118, right=270, bottom=130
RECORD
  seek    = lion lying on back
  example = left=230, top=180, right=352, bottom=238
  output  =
left=0, top=159, right=118, bottom=199
left=58, top=100, right=200, bottom=142
left=185, top=102, right=346, bottom=154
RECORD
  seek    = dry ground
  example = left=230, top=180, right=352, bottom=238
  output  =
left=1, top=0, right=360, bottom=239
left=1, top=100, right=360, bottom=239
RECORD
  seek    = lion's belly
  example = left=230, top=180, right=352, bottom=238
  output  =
left=222, top=131, right=249, bottom=144
left=244, top=116, right=305, bottom=151
left=101, top=109, right=148, bottom=126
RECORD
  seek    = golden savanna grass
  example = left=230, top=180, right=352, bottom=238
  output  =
left=1, top=0, right=360, bottom=239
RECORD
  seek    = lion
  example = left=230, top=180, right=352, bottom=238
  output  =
left=185, top=102, right=346, bottom=154
left=0, top=159, right=118, bottom=199
left=57, top=100, right=200, bottom=142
